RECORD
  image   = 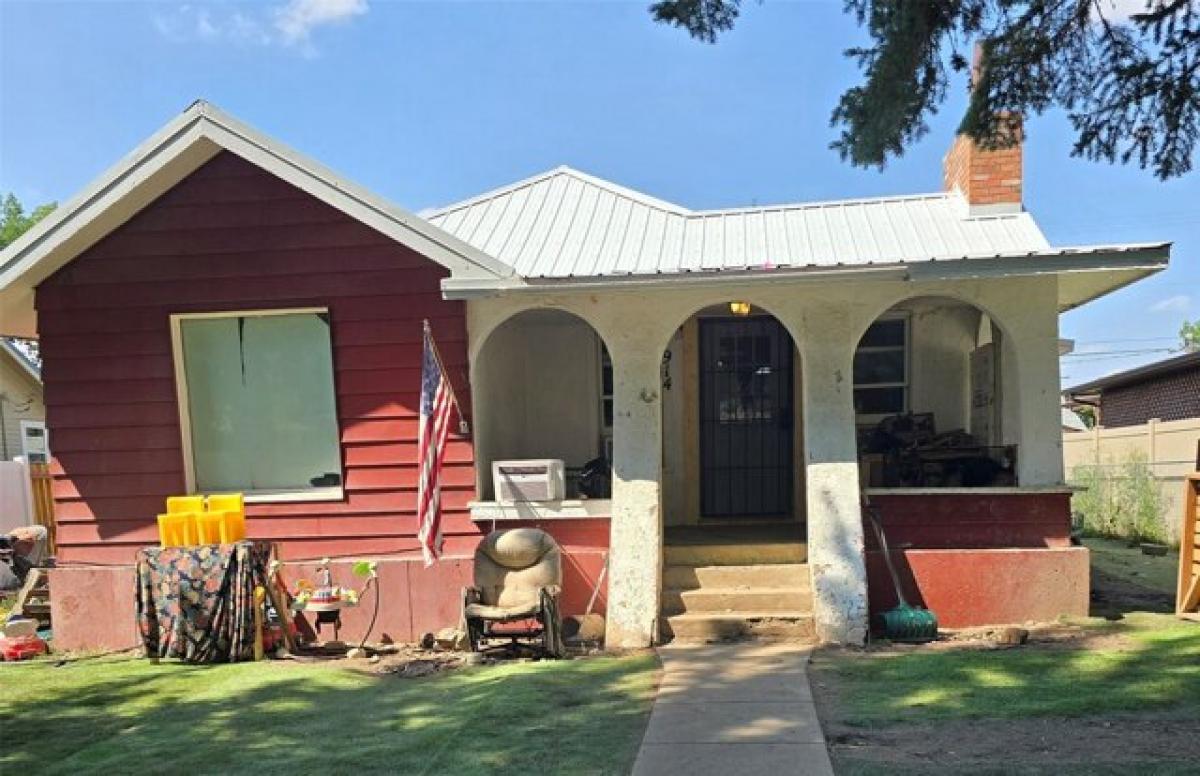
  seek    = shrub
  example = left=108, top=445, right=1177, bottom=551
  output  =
left=1070, top=450, right=1168, bottom=544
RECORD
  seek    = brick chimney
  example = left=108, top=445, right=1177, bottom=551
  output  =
left=943, top=44, right=1023, bottom=212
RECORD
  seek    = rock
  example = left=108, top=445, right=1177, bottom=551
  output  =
left=563, top=614, right=605, bottom=644
left=3, top=618, right=38, bottom=638
left=994, top=627, right=1029, bottom=646
left=434, top=627, right=468, bottom=651
left=368, top=655, right=381, bottom=664
left=345, top=647, right=367, bottom=659
left=464, top=652, right=483, bottom=666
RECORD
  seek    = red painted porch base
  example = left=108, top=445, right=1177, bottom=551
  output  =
left=866, top=491, right=1074, bottom=549
left=48, top=523, right=608, bottom=652
left=866, top=546, right=1090, bottom=630
left=49, top=566, right=141, bottom=652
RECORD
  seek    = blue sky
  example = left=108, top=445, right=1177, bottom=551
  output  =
left=1, top=0, right=1195, bottom=385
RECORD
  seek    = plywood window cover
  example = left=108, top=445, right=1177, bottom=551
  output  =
left=169, top=306, right=345, bottom=503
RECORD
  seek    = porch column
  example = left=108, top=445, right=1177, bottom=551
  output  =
left=795, top=310, right=869, bottom=644
left=1009, top=296, right=1066, bottom=486
left=605, top=346, right=664, bottom=649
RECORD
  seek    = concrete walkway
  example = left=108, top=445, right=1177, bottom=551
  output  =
left=632, top=642, right=834, bottom=776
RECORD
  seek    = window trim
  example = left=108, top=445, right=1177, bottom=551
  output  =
left=598, top=338, right=613, bottom=445
left=854, top=313, right=911, bottom=423
left=169, top=307, right=345, bottom=503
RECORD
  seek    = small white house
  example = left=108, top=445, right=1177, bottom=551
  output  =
left=0, top=338, right=43, bottom=461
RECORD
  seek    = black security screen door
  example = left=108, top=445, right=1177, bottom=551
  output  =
left=699, top=317, right=793, bottom=517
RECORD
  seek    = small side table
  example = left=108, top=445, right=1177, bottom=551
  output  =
left=291, top=599, right=357, bottom=642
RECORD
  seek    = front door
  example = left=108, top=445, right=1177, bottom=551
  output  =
left=699, top=317, right=793, bottom=517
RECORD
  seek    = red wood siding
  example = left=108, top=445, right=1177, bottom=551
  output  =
left=38, top=151, right=479, bottom=563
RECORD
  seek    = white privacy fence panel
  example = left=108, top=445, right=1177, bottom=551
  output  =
left=1064, top=417, right=1200, bottom=541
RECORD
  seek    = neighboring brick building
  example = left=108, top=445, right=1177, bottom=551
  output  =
left=1066, top=351, right=1200, bottom=428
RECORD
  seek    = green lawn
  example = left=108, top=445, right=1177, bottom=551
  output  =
left=0, top=652, right=658, bottom=775
left=811, top=612, right=1200, bottom=724
left=812, top=538, right=1200, bottom=773
left=1086, top=536, right=1179, bottom=597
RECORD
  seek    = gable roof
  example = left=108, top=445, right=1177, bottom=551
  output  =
left=1066, top=350, right=1200, bottom=395
left=0, top=338, right=40, bottom=384
left=0, top=100, right=514, bottom=337
left=429, top=166, right=1170, bottom=308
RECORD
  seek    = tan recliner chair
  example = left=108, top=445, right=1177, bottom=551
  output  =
left=463, top=528, right=565, bottom=657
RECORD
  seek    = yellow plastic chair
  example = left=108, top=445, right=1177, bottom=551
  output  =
left=157, top=512, right=198, bottom=547
left=195, top=512, right=225, bottom=544
left=166, top=495, right=205, bottom=515
left=206, top=494, right=246, bottom=541
left=197, top=511, right=245, bottom=543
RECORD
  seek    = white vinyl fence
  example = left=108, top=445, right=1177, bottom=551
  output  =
left=0, top=459, right=35, bottom=535
left=1063, top=417, right=1200, bottom=541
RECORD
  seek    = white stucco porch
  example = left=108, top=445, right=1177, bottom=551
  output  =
left=463, top=272, right=1068, bottom=648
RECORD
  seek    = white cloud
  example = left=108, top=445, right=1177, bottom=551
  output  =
left=152, top=0, right=368, bottom=51
left=274, top=0, right=369, bottom=45
left=1151, top=294, right=1191, bottom=313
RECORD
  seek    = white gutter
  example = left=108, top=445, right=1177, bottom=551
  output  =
left=441, top=243, right=1170, bottom=300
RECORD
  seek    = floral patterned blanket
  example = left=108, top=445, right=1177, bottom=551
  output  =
left=135, top=542, right=271, bottom=663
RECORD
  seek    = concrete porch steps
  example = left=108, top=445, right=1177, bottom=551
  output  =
left=661, top=525, right=815, bottom=643
left=663, top=542, right=807, bottom=566
left=662, top=612, right=816, bottom=642
left=661, top=558, right=815, bottom=642
left=663, top=562, right=810, bottom=590
left=662, top=586, right=811, bottom=616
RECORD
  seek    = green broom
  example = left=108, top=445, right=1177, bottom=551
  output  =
left=866, top=503, right=938, bottom=643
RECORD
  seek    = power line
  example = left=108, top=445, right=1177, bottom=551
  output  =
left=1062, top=347, right=1178, bottom=358
left=1068, top=336, right=1179, bottom=345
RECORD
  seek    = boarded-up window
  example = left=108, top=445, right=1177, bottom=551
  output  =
left=172, top=309, right=342, bottom=499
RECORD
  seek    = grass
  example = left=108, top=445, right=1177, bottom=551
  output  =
left=814, top=535, right=1194, bottom=725
left=0, top=652, right=658, bottom=775
left=811, top=612, right=1200, bottom=724
left=1085, top=536, right=1179, bottom=595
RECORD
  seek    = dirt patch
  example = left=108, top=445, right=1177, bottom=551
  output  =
left=365, top=648, right=465, bottom=678
left=845, top=620, right=1135, bottom=657
left=249, top=642, right=468, bottom=678
left=1090, top=566, right=1174, bottom=619
left=823, top=713, right=1200, bottom=773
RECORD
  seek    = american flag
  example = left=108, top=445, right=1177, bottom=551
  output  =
left=416, top=322, right=457, bottom=566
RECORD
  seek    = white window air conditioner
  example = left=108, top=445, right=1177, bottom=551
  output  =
left=492, top=459, right=565, bottom=503
left=20, top=421, right=50, bottom=464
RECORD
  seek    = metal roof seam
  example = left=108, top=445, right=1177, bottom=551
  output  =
left=509, top=177, right=557, bottom=274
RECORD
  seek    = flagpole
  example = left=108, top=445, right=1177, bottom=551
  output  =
left=423, top=319, right=470, bottom=436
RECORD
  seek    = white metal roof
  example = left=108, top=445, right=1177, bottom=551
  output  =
left=0, top=338, right=40, bottom=383
left=425, top=166, right=1054, bottom=278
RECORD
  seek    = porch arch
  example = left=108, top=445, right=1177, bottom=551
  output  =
left=470, top=307, right=614, bottom=500
left=656, top=299, right=806, bottom=527
left=852, top=294, right=1020, bottom=487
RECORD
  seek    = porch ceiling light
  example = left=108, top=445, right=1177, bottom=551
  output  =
left=729, top=301, right=752, bottom=317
